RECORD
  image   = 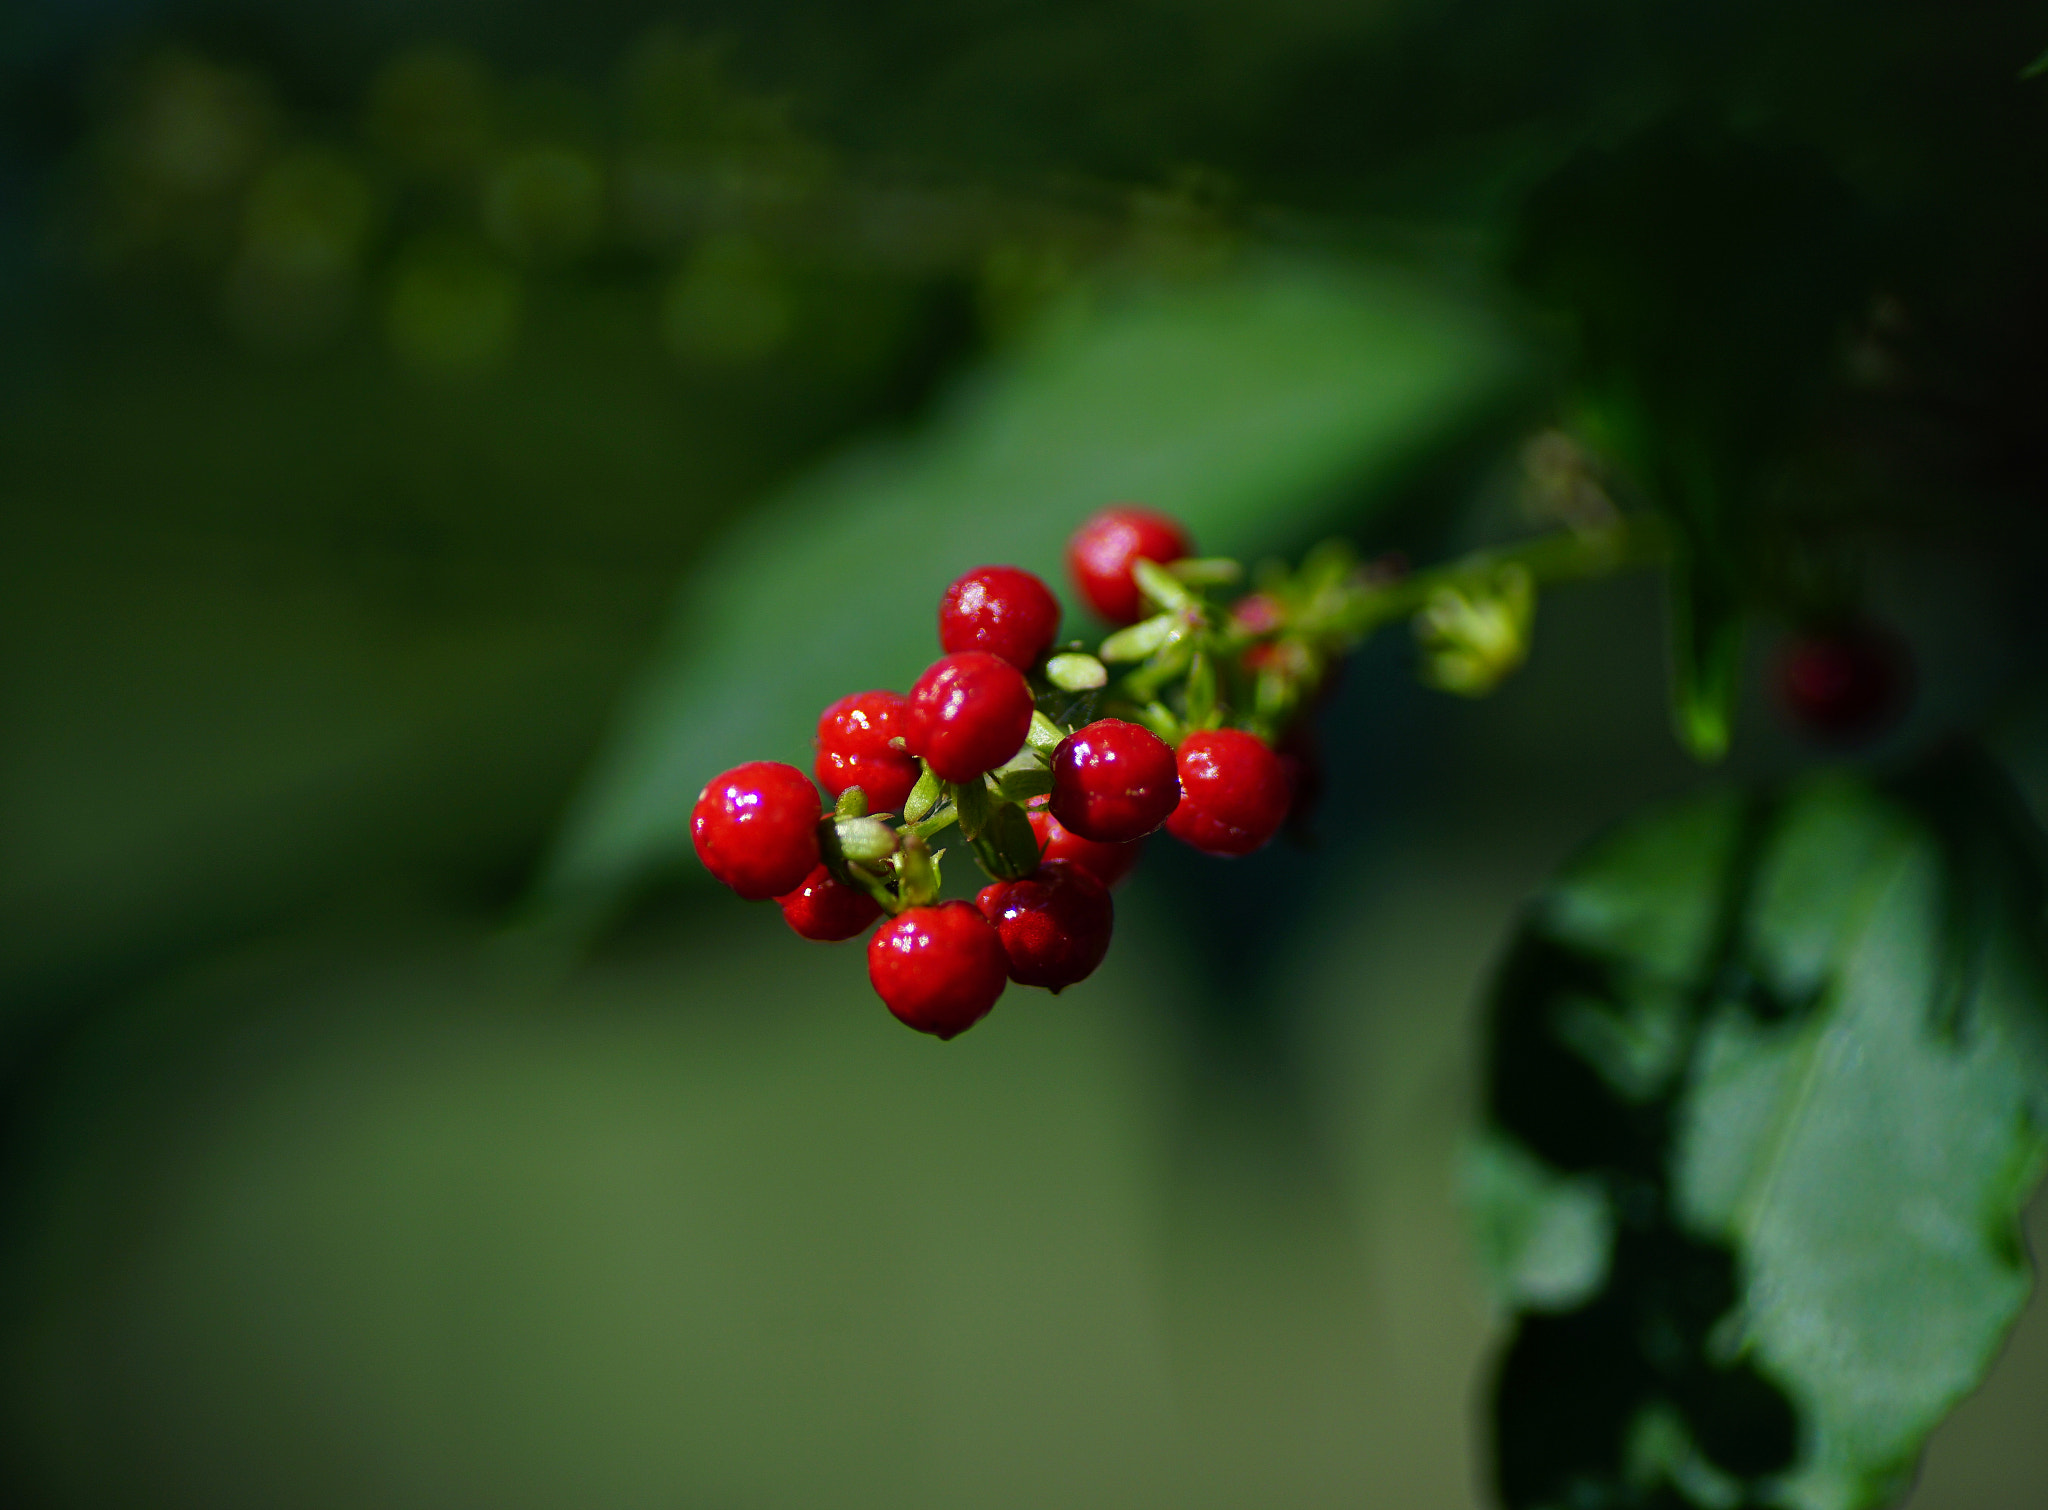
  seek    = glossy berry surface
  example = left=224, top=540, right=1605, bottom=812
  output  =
left=939, top=565, right=1062, bottom=671
left=977, top=862, right=1113, bottom=992
left=691, top=761, right=822, bottom=899
left=1778, top=626, right=1911, bottom=742
left=1028, top=802, right=1144, bottom=889
left=1166, top=729, right=1291, bottom=857
left=1049, top=718, right=1181, bottom=843
left=867, top=901, right=1009, bottom=1039
left=815, top=690, right=921, bottom=814
left=904, top=652, right=1035, bottom=783
left=776, top=864, right=883, bottom=942
left=1066, top=506, right=1193, bottom=624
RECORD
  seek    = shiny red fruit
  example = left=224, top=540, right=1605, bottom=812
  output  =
left=1778, top=625, right=1911, bottom=742
left=691, top=761, right=822, bottom=899
left=1166, top=729, right=1290, bottom=857
left=776, top=864, right=883, bottom=942
left=940, top=565, right=1062, bottom=671
left=1066, top=505, right=1193, bottom=624
left=867, top=901, right=1009, bottom=1039
left=977, top=862, right=1114, bottom=992
left=1049, top=718, right=1180, bottom=843
left=904, top=652, right=1036, bottom=783
left=815, top=690, right=921, bottom=815
left=1027, top=802, right=1144, bottom=889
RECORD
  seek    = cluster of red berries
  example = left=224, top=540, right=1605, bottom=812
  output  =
left=690, top=506, right=1301, bottom=1040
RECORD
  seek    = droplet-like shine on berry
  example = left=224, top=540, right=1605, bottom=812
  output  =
left=1049, top=718, right=1180, bottom=843
left=904, top=652, right=1036, bottom=783
left=815, top=690, right=921, bottom=814
left=1165, top=729, right=1290, bottom=857
left=939, top=565, right=1062, bottom=671
left=1066, top=505, right=1192, bottom=624
left=867, top=901, right=1009, bottom=1038
left=691, top=761, right=823, bottom=899
left=977, top=862, right=1113, bottom=991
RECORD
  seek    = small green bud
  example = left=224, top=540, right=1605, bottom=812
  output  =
left=1132, top=557, right=1197, bottom=614
left=902, top=762, right=942, bottom=824
left=1045, top=652, right=1108, bottom=691
left=1099, top=612, right=1178, bottom=663
left=833, top=816, right=899, bottom=862
left=896, top=834, right=941, bottom=908
left=834, top=786, right=869, bottom=819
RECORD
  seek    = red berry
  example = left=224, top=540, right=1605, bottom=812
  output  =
left=1165, top=728, right=1290, bottom=857
left=977, top=862, right=1113, bottom=991
left=1049, top=718, right=1180, bottom=843
left=815, top=690, right=921, bottom=814
left=1777, top=625, right=1911, bottom=742
left=1027, top=802, right=1144, bottom=889
left=904, top=652, right=1036, bottom=783
left=940, top=565, right=1062, bottom=671
left=776, top=864, right=883, bottom=942
left=867, top=901, right=1009, bottom=1039
left=691, top=761, right=822, bottom=899
left=1066, top=505, right=1193, bottom=624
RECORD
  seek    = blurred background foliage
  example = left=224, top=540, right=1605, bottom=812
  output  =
left=3, top=1, right=2048, bottom=1506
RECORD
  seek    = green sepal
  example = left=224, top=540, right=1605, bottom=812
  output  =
left=1099, top=613, right=1179, bottom=663
left=1185, top=650, right=1219, bottom=728
left=895, top=834, right=941, bottom=908
left=995, top=766, right=1054, bottom=803
left=1132, top=557, right=1198, bottom=614
left=1045, top=652, right=1109, bottom=691
left=842, top=860, right=902, bottom=915
left=902, top=761, right=943, bottom=824
left=833, top=786, right=869, bottom=819
left=1027, top=709, right=1068, bottom=755
left=953, top=776, right=994, bottom=840
left=1135, top=700, right=1187, bottom=744
left=978, top=800, right=1044, bottom=880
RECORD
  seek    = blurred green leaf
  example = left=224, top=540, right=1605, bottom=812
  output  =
left=1473, top=760, right=2048, bottom=1510
left=539, top=258, right=1525, bottom=908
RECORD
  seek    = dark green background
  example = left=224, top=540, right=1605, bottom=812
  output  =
left=3, top=2, right=2045, bottom=1504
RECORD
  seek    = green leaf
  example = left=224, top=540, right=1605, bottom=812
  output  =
left=1471, top=759, right=2048, bottom=1510
left=535, top=258, right=1524, bottom=908
left=981, top=800, right=1043, bottom=881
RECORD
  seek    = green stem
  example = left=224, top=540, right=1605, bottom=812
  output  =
left=1317, top=515, right=1670, bottom=643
